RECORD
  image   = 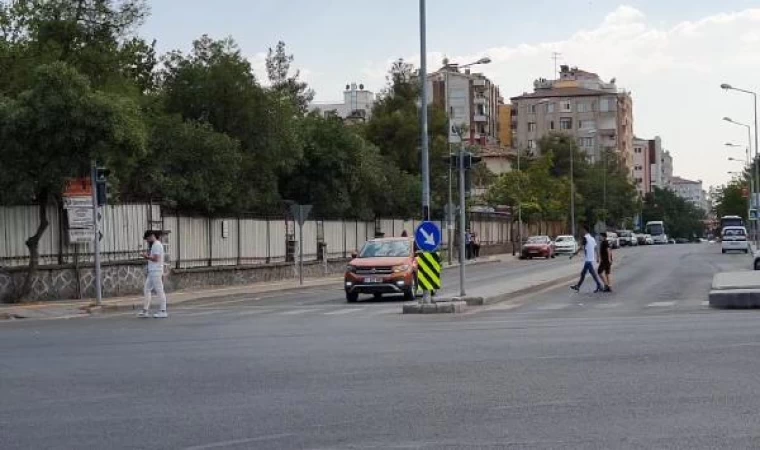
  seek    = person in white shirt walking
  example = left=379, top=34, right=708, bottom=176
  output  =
left=139, top=230, right=168, bottom=318
left=570, top=224, right=604, bottom=293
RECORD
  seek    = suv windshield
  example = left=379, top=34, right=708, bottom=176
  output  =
left=555, top=236, right=573, bottom=242
left=723, top=228, right=746, bottom=237
left=359, top=241, right=410, bottom=258
left=527, top=237, right=548, bottom=244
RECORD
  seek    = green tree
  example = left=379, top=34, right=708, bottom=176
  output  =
left=713, top=179, right=747, bottom=220
left=265, top=40, right=314, bottom=115
left=0, top=62, right=146, bottom=301
left=0, top=0, right=154, bottom=95
left=364, top=58, right=449, bottom=216
left=121, top=114, right=243, bottom=213
left=642, top=187, right=705, bottom=239
left=160, top=35, right=302, bottom=213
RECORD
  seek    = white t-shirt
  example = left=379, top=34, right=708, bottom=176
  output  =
left=583, top=234, right=597, bottom=263
left=148, top=241, right=164, bottom=274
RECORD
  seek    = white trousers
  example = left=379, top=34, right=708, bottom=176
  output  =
left=143, top=272, right=167, bottom=312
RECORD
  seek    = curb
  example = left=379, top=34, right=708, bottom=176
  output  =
left=402, top=300, right=467, bottom=314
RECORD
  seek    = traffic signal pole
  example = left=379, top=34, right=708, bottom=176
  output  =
left=458, top=145, right=467, bottom=297
left=90, top=161, right=102, bottom=306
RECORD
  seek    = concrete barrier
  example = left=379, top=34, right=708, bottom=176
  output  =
left=709, top=271, right=760, bottom=308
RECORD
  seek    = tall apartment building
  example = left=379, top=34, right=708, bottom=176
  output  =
left=671, top=176, right=708, bottom=212
left=498, top=104, right=512, bottom=148
left=632, top=136, right=653, bottom=197
left=510, top=65, right=634, bottom=169
left=428, top=64, right=502, bottom=146
left=309, top=83, right=376, bottom=122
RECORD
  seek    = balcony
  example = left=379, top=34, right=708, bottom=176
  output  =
left=472, top=79, right=487, bottom=89
left=473, top=96, right=488, bottom=105
left=473, top=114, right=488, bottom=122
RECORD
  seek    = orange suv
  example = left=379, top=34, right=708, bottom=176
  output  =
left=344, top=237, right=418, bottom=303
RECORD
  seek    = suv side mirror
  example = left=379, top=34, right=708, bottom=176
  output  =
left=351, top=251, right=358, bottom=259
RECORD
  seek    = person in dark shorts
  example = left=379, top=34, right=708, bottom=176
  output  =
left=597, top=232, right=613, bottom=292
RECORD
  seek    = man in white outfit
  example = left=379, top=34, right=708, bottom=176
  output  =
left=139, top=230, right=168, bottom=318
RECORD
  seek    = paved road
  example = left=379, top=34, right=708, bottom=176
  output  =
left=3, top=243, right=760, bottom=449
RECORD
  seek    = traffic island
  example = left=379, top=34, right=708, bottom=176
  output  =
left=709, top=271, right=760, bottom=308
left=402, top=300, right=467, bottom=314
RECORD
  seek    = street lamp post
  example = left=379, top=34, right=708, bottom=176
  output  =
left=442, top=57, right=491, bottom=265
left=721, top=84, right=758, bottom=209
left=724, top=117, right=756, bottom=247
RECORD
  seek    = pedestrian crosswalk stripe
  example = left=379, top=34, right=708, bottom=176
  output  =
left=279, top=309, right=321, bottom=315
left=323, top=308, right=364, bottom=315
left=647, top=301, right=675, bottom=307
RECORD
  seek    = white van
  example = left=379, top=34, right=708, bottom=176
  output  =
left=721, top=226, right=749, bottom=254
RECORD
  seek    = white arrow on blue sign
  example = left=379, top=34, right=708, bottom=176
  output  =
left=415, top=221, right=442, bottom=252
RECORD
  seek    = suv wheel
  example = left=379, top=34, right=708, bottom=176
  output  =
left=404, top=276, right=419, bottom=300
left=346, top=292, right=358, bottom=303
left=755, top=260, right=760, bottom=270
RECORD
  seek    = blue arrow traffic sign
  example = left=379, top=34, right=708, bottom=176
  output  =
left=415, top=221, right=442, bottom=252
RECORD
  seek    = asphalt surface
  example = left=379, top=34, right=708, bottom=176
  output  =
left=2, top=243, right=760, bottom=449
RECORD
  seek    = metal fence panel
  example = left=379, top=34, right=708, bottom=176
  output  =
left=178, top=217, right=209, bottom=268
left=268, top=220, right=287, bottom=263
left=0, top=205, right=60, bottom=267
left=240, top=219, right=271, bottom=263
left=210, top=218, right=239, bottom=266
left=323, top=221, right=345, bottom=258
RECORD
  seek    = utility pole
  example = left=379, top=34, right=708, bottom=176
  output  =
left=458, top=144, right=467, bottom=297
left=90, top=161, right=102, bottom=306
left=419, top=0, right=430, bottom=222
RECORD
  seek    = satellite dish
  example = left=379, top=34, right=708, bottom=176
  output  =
left=345, top=84, right=350, bottom=90
left=359, top=84, right=364, bottom=90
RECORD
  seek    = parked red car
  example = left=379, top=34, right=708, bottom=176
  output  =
left=520, top=235, right=555, bottom=259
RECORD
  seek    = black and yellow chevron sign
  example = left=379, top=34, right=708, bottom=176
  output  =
left=416, top=251, right=442, bottom=291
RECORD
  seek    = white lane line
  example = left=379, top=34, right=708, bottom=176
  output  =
left=647, top=301, right=676, bottom=307
left=594, top=302, right=622, bottom=309
left=364, top=307, right=400, bottom=316
left=323, top=308, right=364, bottom=316
left=702, top=301, right=710, bottom=307
left=486, top=303, right=522, bottom=311
left=537, top=304, right=571, bottom=311
left=278, top=309, right=321, bottom=315
left=178, top=310, right=225, bottom=317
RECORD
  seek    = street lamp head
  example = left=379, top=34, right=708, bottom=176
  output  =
left=720, top=83, right=732, bottom=90
left=477, top=57, right=492, bottom=65
left=726, top=142, right=739, bottom=147
left=723, top=117, right=733, bottom=123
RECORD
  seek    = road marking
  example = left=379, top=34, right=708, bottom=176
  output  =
left=365, top=307, right=399, bottom=316
left=537, top=304, right=571, bottom=311
left=323, top=308, right=364, bottom=316
left=647, top=301, right=676, bottom=307
left=594, top=302, right=622, bottom=309
left=279, top=309, right=321, bottom=315
left=702, top=301, right=710, bottom=307
left=486, top=302, right=522, bottom=311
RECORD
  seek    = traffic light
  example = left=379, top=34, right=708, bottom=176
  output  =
left=95, top=167, right=110, bottom=206
left=446, top=151, right=483, bottom=169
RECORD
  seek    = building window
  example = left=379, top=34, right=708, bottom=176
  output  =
left=550, top=121, right=555, bottom=130
left=547, top=103, right=555, bottom=113
left=528, top=140, right=536, bottom=149
left=528, top=122, right=537, bottom=132
left=579, top=120, right=594, bottom=130
left=578, top=137, right=594, bottom=148
left=599, top=97, right=616, bottom=112
left=577, top=103, right=590, bottom=113
left=560, top=117, right=572, bottom=130
left=560, top=101, right=572, bottom=112
left=529, top=104, right=537, bottom=114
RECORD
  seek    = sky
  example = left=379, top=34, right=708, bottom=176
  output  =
left=142, top=1, right=760, bottom=190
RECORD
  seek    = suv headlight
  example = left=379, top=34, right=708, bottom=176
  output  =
left=346, top=265, right=357, bottom=273
left=393, top=264, right=410, bottom=273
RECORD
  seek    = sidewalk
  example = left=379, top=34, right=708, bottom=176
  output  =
left=0, top=253, right=512, bottom=321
